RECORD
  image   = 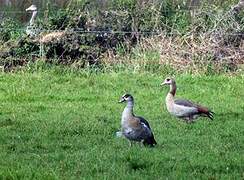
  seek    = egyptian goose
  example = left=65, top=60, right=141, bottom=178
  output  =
left=161, top=77, right=214, bottom=122
left=118, top=94, right=157, bottom=147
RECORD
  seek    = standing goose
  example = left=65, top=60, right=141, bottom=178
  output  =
left=161, top=77, right=214, bottom=122
left=119, top=94, right=157, bottom=147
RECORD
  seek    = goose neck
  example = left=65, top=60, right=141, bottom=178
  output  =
left=169, top=82, right=177, bottom=96
left=126, top=100, right=134, bottom=109
left=123, top=100, right=134, bottom=116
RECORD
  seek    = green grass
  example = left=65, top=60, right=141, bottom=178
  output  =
left=0, top=69, right=243, bottom=179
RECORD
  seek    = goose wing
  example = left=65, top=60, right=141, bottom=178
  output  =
left=136, top=116, right=151, bottom=130
left=175, top=99, right=209, bottom=110
left=174, top=99, right=196, bottom=107
left=135, top=116, right=157, bottom=146
left=175, top=99, right=214, bottom=120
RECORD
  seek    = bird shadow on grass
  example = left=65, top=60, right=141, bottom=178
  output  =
left=128, top=161, right=149, bottom=171
left=124, top=156, right=151, bottom=172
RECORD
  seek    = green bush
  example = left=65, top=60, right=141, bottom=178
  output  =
left=0, top=18, right=22, bottom=43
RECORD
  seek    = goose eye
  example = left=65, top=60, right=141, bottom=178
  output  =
left=166, top=78, right=170, bottom=81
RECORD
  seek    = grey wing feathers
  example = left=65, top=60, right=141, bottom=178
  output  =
left=174, top=99, right=196, bottom=107
left=175, top=99, right=214, bottom=120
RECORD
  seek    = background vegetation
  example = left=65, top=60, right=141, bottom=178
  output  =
left=0, top=0, right=243, bottom=73
left=0, top=1, right=244, bottom=179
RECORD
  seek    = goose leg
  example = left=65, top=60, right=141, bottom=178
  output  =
left=140, top=140, right=144, bottom=147
left=188, top=116, right=195, bottom=123
left=186, top=120, right=192, bottom=123
left=185, top=117, right=193, bottom=123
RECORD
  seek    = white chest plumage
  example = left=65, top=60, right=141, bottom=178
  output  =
left=121, top=105, right=135, bottom=128
left=121, top=108, right=130, bottom=126
left=165, top=93, right=197, bottom=117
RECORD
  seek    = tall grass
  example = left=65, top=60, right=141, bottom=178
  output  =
left=101, top=7, right=244, bottom=74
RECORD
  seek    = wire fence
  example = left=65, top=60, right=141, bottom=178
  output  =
left=0, top=5, right=238, bottom=21
left=0, top=8, right=243, bottom=38
left=1, top=6, right=243, bottom=35
left=0, top=4, right=243, bottom=70
left=0, top=8, right=237, bottom=16
left=1, top=28, right=244, bottom=36
left=0, top=8, right=218, bottom=13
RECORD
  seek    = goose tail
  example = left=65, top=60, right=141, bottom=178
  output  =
left=143, top=135, right=157, bottom=147
left=198, top=106, right=214, bottom=120
left=206, top=111, right=214, bottom=120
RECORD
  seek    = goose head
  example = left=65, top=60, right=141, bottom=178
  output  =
left=26, top=5, right=37, bottom=12
left=119, top=94, right=134, bottom=103
left=161, top=77, right=177, bottom=96
left=161, top=77, right=175, bottom=86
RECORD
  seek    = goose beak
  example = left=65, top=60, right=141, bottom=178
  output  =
left=161, top=82, right=166, bottom=86
left=118, top=98, right=125, bottom=103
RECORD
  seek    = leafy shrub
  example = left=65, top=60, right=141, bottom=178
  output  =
left=0, top=18, right=22, bottom=43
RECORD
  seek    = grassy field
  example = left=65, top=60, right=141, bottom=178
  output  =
left=0, top=68, right=243, bottom=179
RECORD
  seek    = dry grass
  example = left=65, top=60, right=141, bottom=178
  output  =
left=141, top=32, right=243, bottom=72
left=102, top=31, right=244, bottom=74
left=102, top=10, right=244, bottom=74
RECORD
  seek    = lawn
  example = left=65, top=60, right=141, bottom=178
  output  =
left=0, top=69, right=243, bottom=179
